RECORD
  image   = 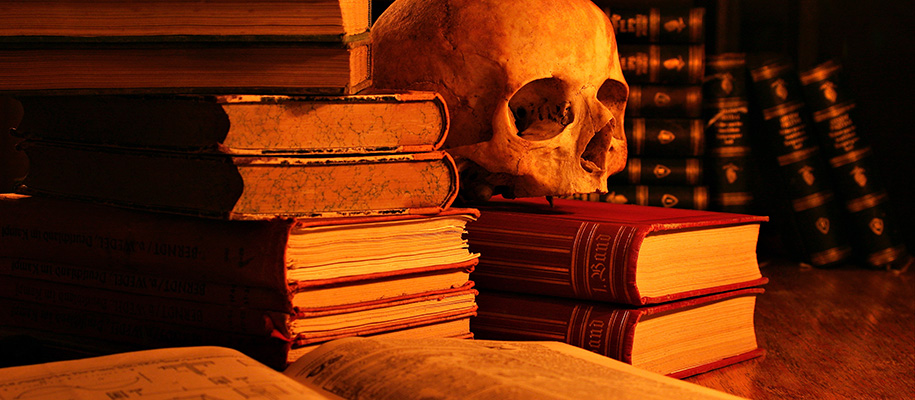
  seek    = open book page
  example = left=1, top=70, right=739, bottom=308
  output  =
left=0, top=346, right=331, bottom=400
left=285, top=337, right=747, bottom=400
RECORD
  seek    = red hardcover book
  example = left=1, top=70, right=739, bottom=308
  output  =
left=473, top=287, right=765, bottom=378
left=465, top=196, right=767, bottom=305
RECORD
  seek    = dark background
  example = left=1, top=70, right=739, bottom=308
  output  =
left=373, top=0, right=915, bottom=251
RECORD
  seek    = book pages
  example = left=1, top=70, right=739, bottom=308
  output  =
left=285, top=337, right=747, bottom=400
left=0, top=346, right=330, bottom=400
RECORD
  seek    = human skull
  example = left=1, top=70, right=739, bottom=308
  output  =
left=372, top=0, right=629, bottom=200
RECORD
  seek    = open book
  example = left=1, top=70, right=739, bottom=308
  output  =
left=0, top=337, right=745, bottom=400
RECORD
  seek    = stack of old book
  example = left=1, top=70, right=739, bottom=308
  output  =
left=467, top=196, right=769, bottom=378
left=0, top=0, right=479, bottom=369
left=572, top=3, right=708, bottom=210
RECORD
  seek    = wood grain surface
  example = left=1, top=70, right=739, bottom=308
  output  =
left=685, top=258, right=915, bottom=399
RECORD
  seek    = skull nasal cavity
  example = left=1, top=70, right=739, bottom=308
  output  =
left=509, top=78, right=574, bottom=141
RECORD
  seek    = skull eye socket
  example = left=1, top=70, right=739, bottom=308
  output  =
left=597, top=79, right=628, bottom=116
left=509, top=78, right=574, bottom=141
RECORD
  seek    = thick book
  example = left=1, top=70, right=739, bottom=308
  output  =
left=0, top=338, right=748, bottom=400
left=0, top=0, right=371, bottom=40
left=618, top=44, right=705, bottom=84
left=0, top=36, right=371, bottom=95
left=749, top=57, right=853, bottom=267
left=799, top=60, right=910, bottom=268
left=13, top=91, right=449, bottom=155
left=703, top=53, right=757, bottom=214
left=0, top=285, right=478, bottom=370
left=0, top=193, right=479, bottom=313
left=565, top=185, right=709, bottom=210
left=464, top=196, right=767, bottom=305
left=473, top=288, right=765, bottom=378
left=625, top=117, right=705, bottom=157
left=18, top=141, right=459, bottom=219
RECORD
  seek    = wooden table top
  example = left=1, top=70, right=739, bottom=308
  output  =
left=684, top=258, right=915, bottom=399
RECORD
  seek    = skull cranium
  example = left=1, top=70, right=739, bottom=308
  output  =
left=372, top=0, right=629, bottom=200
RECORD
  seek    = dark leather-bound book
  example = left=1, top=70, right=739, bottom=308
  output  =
left=618, top=44, right=705, bottom=84
left=608, top=156, right=703, bottom=186
left=599, top=5, right=706, bottom=44
left=0, top=0, right=373, bottom=96
left=565, top=185, right=709, bottom=210
left=703, top=53, right=757, bottom=214
left=625, top=117, right=705, bottom=157
left=799, top=60, right=909, bottom=268
left=749, top=57, right=853, bottom=267
left=14, top=91, right=449, bottom=156
left=18, top=140, right=459, bottom=220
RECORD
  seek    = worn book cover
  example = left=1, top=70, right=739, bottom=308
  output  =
left=465, top=196, right=767, bottom=305
left=473, top=287, right=765, bottom=378
left=18, top=141, right=459, bottom=219
left=14, top=91, right=449, bottom=155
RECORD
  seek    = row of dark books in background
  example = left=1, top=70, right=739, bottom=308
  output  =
left=587, top=1, right=910, bottom=270
left=572, top=3, right=711, bottom=210
left=0, top=0, right=774, bottom=383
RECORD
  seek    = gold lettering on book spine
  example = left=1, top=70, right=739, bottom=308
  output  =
left=569, top=305, right=629, bottom=361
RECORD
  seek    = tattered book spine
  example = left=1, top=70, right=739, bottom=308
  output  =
left=749, top=58, right=852, bottom=267
left=799, top=60, right=909, bottom=268
left=703, top=53, right=756, bottom=214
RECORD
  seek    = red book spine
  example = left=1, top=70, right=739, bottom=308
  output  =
left=468, top=215, right=647, bottom=305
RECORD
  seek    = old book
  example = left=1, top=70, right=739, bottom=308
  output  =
left=18, top=141, right=459, bottom=219
left=13, top=91, right=448, bottom=155
left=600, top=6, right=706, bottom=44
left=627, top=84, right=703, bottom=118
left=0, top=193, right=479, bottom=313
left=0, top=284, right=478, bottom=369
left=565, top=185, right=709, bottom=210
left=0, top=0, right=371, bottom=39
left=703, top=54, right=757, bottom=214
left=0, top=338, right=749, bottom=400
left=799, top=60, right=910, bottom=268
left=473, top=288, right=765, bottom=378
left=608, top=156, right=704, bottom=186
left=625, top=117, right=705, bottom=157
left=749, top=57, right=853, bottom=267
left=618, top=44, right=705, bottom=84
left=465, top=196, right=766, bottom=305
left=0, top=37, right=371, bottom=95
